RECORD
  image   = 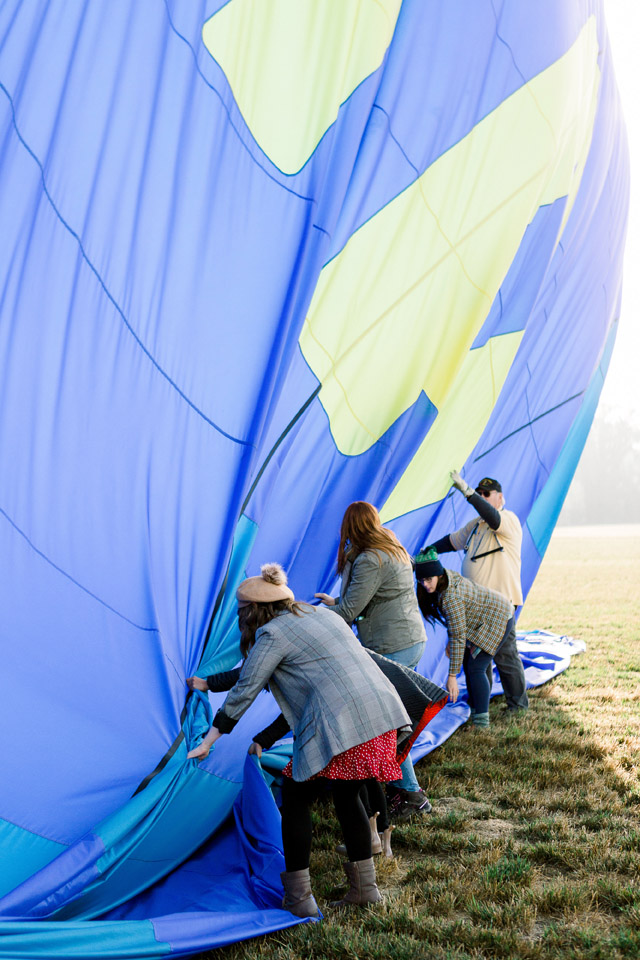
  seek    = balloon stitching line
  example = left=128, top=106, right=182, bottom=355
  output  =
left=523, top=361, right=552, bottom=477
left=0, top=503, right=160, bottom=632
left=0, top=80, right=254, bottom=447
left=132, top=704, right=187, bottom=796
left=473, top=390, right=585, bottom=461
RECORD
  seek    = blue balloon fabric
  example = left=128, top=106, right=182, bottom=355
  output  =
left=0, top=756, right=311, bottom=956
left=0, top=0, right=628, bottom=955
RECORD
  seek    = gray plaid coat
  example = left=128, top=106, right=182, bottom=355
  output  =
left=218, top=605, right=410, bottom=781
left=440, top=569, right=513, bottom=674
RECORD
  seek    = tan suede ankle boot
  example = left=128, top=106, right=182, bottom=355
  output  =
left=369, top=813, right=382, bottom=855
left=336, top=811, right=382, bottom=856
left=380, top=824, right=394, bottom=858
left=330, top=858, right=383, bottom=907
left=280, top=868, right=320, bottom=918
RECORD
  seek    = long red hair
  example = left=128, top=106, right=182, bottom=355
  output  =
left=337, top=501, right=410, bottom=574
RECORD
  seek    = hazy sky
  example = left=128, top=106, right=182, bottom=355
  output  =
left=600, top=1, right=639, bottom=423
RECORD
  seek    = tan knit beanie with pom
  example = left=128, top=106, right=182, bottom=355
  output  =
left=235, top=563, right=295, bottom=605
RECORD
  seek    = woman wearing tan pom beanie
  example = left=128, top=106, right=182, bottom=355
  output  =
left=187, top=562, right=410, bottom=916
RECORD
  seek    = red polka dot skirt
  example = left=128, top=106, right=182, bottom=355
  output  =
left=282, top=729, right=402, bottom=782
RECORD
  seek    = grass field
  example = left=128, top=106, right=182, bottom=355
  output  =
left=205, top=533, right=640, bottom=960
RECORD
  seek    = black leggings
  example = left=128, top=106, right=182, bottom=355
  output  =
left=281, top=777, right=372, bottom=871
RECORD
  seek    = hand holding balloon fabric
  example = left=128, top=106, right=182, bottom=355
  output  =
left=450, top=470, right=473, bottom=498
left=314, top=593, right=336, bottom=606
left=187, top=726, right=221, bottom=760
left=186, top=676, right=208, bottom=692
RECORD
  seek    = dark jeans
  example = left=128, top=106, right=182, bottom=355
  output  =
left=281, top=777, right=371, bottom=871
left=464, top=617, right=523, bottom=716
left=492, top=616, right=529, bottom=710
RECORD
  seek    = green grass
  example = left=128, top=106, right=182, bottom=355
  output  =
left=199, top=534, right=640, bottom=960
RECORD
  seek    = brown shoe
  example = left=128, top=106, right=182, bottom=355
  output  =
left=389, top=788, right=432, bottom=823
left=330, top=858, right=383, bottom=907
left=280, top=868, right=320, bottom=918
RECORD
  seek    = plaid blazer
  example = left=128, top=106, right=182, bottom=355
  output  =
left=440, top=570, right=513, bottom=675
left=217, top=605, right=410, bottom=781
left=217, top=651, right=448, bottom=754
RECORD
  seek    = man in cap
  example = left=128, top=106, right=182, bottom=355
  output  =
left=422, top=472, right=528, bottom=713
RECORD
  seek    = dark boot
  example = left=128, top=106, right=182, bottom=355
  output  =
left=331, top=858, right=383, bottom=907
left=389, top=787, right=432, bottom=822
left=280, top=868, right=320, bottom=918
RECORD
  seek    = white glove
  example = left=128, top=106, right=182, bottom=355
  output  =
left=450, top=470, right=473, bottom=498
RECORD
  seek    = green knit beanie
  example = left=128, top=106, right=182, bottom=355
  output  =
left=414, top=548, right=444, bottom=579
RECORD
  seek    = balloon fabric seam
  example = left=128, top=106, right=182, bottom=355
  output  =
left=0, top=502, right=160, bottom=633
left=0, top=80, right=254, bottom=448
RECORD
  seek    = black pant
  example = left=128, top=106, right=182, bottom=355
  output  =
left=281, top=777, right=372, bottom=871
left=492, top=616, right=529, bottom=710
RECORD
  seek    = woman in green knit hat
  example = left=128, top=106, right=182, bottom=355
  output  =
left=414, top=549, right=517, bottom=727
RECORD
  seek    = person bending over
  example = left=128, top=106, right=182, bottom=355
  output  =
left=187, top=563, right=410, bottom=915
left=414, top=549, right=516, bottom=729
left=190, top=650, right=447, bottom=860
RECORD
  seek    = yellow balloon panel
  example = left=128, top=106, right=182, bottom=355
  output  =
left=380, top=331, right=523, bottom=522
left=299, top=17, right=599, bottom=457
left=202, top=0, right=401, bottom=174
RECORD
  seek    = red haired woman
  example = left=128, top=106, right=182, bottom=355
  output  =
left=315, top=502, right=431, bottom=821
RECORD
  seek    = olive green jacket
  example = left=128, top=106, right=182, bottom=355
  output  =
left=331, top=550, right=426, bottom=656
